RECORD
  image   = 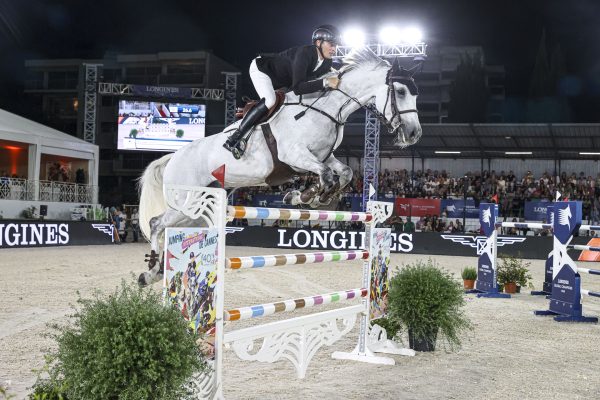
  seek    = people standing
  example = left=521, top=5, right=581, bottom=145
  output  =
left=131, top=208, right=140, bottom=242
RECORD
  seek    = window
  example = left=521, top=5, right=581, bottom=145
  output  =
left=47, top=70, right=79, bottom=89
left=167, top=63, right=205, bottom=74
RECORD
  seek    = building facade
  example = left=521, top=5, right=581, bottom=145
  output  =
left=416, top=45, right=505, bottom=123
left=24, top=51, right=239, bottom=205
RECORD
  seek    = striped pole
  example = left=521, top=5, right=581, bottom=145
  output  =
left=579, top=225, right=600, bottom=231
left=495, top=222, right=552, bottom=230
left=577, top=267, right=600, bottom=276
left=581, top=289, right=600, bottom=298
left=227, top=206, right=372, bottom=222
left=225, top=288, right=368, bottom=321
left=227, top=250, right=369, bottom=269
left=567, top=245, right=600, bottom=252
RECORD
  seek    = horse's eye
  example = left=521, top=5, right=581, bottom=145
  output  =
left=398, top=88, right=406, bottom=96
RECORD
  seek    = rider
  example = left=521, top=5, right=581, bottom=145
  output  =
left=223, top=24, right=342, bottom=159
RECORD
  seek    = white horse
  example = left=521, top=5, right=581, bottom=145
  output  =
left=137, top=48, right=422, bottom=285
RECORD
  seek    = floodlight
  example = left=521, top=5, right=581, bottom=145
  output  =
left=401, top=27, right=423, bottom=44
left=379, top=27, right=402, bottom=45
left=342, top=28, right=366, bottom=47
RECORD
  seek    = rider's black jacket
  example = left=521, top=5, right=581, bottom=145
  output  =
left=255, top=45, right=333, bottom=95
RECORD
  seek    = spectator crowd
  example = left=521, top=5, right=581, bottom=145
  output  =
left=233, top=168, right=600, bottom=222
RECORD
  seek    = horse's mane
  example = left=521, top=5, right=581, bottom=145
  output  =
left=339, top=47, right=390, bottom=73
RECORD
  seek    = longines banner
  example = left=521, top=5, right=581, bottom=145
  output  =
left=225, top=226, right=594, bottom=260
left=0, top=220, right=115, bottom=248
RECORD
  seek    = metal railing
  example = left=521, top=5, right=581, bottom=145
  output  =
left=0, top=178, right=98, bottom=203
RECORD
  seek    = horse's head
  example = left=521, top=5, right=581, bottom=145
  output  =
left=372, top=58, right=422, bottom=148
left=339, top=49, right=422, bottom=148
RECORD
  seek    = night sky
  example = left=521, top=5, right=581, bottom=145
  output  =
left=1, top=0, right=600, bottom=120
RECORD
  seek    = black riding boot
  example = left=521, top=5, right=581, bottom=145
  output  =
left=223, top=98, right=269, bottom=159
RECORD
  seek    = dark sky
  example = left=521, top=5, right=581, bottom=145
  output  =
left=1, top=0, right=600, bottom=119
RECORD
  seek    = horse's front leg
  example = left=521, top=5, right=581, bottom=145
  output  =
left=319, top=155, right=353, bottom=204
left=279, top=150, right=334, bottom=206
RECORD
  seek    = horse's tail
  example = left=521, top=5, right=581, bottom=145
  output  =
left=138, top=153, right=173, bottom=241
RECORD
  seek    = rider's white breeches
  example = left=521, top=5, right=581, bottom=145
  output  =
left=250, top=58, right=277, bottom=109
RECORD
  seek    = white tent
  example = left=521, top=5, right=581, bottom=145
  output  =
left=0, top=108, right=99, bottom=218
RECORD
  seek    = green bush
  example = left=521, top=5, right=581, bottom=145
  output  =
left=497, top=254, right=533, bottom=287
left=34, top=281, right=206, bottom=400
left=461, top=267, right=477, bottom=280
left=175, top=129, right=184, bottom=138
left=129, top=129, right=138, bottom=138
left=387, top=259, right=472, bottom=351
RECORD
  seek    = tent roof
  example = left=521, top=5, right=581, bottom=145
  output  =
left=0, top=108, right=98, bottom=157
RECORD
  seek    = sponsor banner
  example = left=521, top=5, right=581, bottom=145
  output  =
left=250, top=194, right=288, bottom=208
left=131, top=84, right=193, bottom=99
left=395, top=198, right=441, bottom=217
left=524, top=201, right=553, bottom=221
left=224, top=226, right=592, bottom=260
left=370, top=228, right=391, bottom=320
left=164, top=228, right=218, bottom=337
left=0, top=220, right=114, bottom=248
left=441, top=199, right=479, bottom=219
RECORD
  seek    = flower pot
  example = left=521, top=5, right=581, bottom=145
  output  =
left=463, top=279, right=475, bottom=290
left=504, top=282, right=517, bottom=294
left=408, top=327, right=438, bottom=352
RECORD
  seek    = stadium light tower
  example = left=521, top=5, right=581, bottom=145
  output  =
left=333, top=26, right=427, bottom=211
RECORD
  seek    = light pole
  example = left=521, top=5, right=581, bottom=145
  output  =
left=333, top=27, right=427, bottom=211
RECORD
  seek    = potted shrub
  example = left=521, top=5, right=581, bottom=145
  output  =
left=387, top=259, right=472, bottom=352
left=461, top=267, right=477, bottom=289
left=497, top=254, right=532, bottom=294
left=32, top=281, right=206, bottom=399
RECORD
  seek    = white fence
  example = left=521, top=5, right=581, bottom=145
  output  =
left=0, top=178, right=97, bottom=203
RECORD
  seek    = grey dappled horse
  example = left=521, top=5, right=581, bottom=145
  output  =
left=138, top=48, right=422, bottom=285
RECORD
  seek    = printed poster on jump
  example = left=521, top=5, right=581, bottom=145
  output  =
left=164, top=227, right=219, bottom=358
left=370, top=228, right=391, bottom=320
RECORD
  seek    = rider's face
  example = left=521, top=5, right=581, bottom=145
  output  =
left=318, top=40, right=337, bottom=59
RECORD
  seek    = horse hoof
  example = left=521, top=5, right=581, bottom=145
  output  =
left=283, top=190, right=300, bottom=205
left=138, top=272, right=151, bottom=287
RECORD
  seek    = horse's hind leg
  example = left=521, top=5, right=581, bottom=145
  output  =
left=138, top=208, right=190, bottom=286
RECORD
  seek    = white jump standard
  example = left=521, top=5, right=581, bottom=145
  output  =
left=163, top=184, right=415, bottom=399
left=534, top=201, right=600, bottom=323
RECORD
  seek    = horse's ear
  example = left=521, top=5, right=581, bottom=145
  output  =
left=406, top=56, right=426, bottom=77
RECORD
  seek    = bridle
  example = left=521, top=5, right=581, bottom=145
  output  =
left=289, top=62, right=419, bottom=136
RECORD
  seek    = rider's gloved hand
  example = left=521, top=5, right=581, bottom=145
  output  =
left=323, top=76, right=340, bottom=89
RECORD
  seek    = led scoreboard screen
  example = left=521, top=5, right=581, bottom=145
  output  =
left=117, top=100, right=206, bottom=151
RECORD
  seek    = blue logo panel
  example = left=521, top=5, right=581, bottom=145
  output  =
left=553, top=201, right=581, bottom=244
left=479, top=203, right=497, bottom=238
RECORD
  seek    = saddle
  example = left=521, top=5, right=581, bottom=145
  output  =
left=235, top=90, right=286, bottom=122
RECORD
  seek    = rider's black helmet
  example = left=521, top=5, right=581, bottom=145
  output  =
left=312, top=25, right=341, bottom=45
